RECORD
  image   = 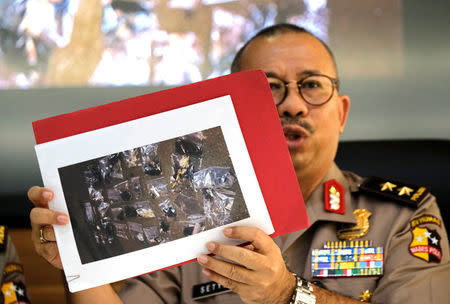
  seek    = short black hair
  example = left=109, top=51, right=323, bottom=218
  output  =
left=230, top=23, right=338, bottom=77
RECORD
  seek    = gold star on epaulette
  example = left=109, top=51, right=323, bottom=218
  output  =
left=398, top=186, right=413, bottom=196
left=380, top=182, right=396, bottom=192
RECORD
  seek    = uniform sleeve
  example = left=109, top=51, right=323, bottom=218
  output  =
left=118, top=266, right=182, bottom=304
left=1, top=235, right=32, bottom=304
left=371, top=195, right=450, bottom=304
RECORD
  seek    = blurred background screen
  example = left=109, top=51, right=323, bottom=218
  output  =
left=0, top=0, right=402, bottom=88
left=2, top=4, right=449, bottom=303
left=0, top=0, right=449, bottom=198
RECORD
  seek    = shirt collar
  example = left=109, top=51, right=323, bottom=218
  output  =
left=306, top=162, right=357, bottom=226
left=280, top=162, right=358, bottom=252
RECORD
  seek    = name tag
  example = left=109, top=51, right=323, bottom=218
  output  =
left=192, top=281, right=231, bottom=300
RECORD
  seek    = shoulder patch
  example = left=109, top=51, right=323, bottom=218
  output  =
left=0, top=225, right=7, bottom=252
left=359, top=176, right=430, bottom=206
left=409, top=227, right=441, bottom=263
left=1, top=281, right=31, bottom=304
left=410, top=215, right=441, bottom=229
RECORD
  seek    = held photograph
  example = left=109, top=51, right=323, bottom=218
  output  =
left=58, top=127, right=249, bottom=264
left=35, top=93, right=277, bottom=292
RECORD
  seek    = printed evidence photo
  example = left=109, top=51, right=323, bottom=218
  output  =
left=58, top=126, right=249, bottom=264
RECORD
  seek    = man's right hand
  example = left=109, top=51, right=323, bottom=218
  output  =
left=28, top=186, right=69, bottom=269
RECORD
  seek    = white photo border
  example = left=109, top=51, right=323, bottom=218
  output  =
left=35, top=95, right=274, bottom=292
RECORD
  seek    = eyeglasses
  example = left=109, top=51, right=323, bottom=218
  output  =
left=267, top=74, right=339, bottom=106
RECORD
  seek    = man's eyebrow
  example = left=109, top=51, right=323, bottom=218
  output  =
left=297, top=69, right=322, bottom=77
left=264, top=70, right=323, bottom=79
left=264, top=72, right=279, bottom=78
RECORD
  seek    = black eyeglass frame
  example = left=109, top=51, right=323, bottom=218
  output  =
left=268, top=74, right=340, bottom=107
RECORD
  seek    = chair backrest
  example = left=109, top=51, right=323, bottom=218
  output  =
left=336, top=139, right=450, bottom=231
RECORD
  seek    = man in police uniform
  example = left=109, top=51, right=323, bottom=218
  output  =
left=27, top=24, right=449, bottom=303
left=0, top=225, right=31, bottom=304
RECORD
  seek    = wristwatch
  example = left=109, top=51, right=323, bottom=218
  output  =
left=289, top=273, right=316, bottom=304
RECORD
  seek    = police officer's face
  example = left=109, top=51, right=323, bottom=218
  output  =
left=239, top=32, right=350, bottom=177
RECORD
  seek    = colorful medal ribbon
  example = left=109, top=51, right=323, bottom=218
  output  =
left=312, top=241, right=383, bottom=278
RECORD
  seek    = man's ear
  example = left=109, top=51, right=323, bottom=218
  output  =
left=337, top=94, right=350, bottom=134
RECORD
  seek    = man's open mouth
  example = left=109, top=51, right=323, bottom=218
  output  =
left=282, top=124, right=308, bottom=149
left=285, top=132, right=301, bottom=140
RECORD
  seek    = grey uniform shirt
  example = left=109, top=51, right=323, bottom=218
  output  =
left=119, top=163, right=450, bottom=304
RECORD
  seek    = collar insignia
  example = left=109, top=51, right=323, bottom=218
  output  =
left=337, top=209, right=371, bottom=240
left=324, top=179, right=345, bottom=214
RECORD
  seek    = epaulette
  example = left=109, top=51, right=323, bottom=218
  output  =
left=0, top=225, right=7, bottom=252
left=359, top=176, right=430, bottom=207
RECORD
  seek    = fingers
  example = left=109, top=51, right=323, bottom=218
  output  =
left=241, top=243, right=255, bottom=251
left=30, top=212, right=65, bottom=270
left=197, top=253, right=256, bottom=284
left=204, top=242, right=263, bottom=271
left=34, top=241, right=63, bottom=270
left=30, top=208, right=67, bottom=246
left=28, top=186, right=54, bottom=207
left=40, top=225, right=56, bottom=242
left=200, top=267, right=247, bottom=295
left=223, top=226, right=275, bottom=255
left=30, top=207, right=69, bottom=227
left=30, top=207, right=68, bottom=256
left=198, top=226, right=294, bottom=304
left=28, top=186, right=65, bottom=270
left=28, top=186, right=68, bottom=229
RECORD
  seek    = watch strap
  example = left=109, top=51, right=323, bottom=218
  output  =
left=290, top=273, right=316, bottom=304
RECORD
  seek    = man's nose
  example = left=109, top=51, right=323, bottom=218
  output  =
left=277, top=85, right=309, bottom=118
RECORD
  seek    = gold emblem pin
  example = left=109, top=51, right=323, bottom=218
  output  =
left=359, top=289, right=372, bottom=302
left=337, top=209, right=371, bottom=240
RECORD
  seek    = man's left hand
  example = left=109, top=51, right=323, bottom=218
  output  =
left=197, top=226, right=296, bottom=304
